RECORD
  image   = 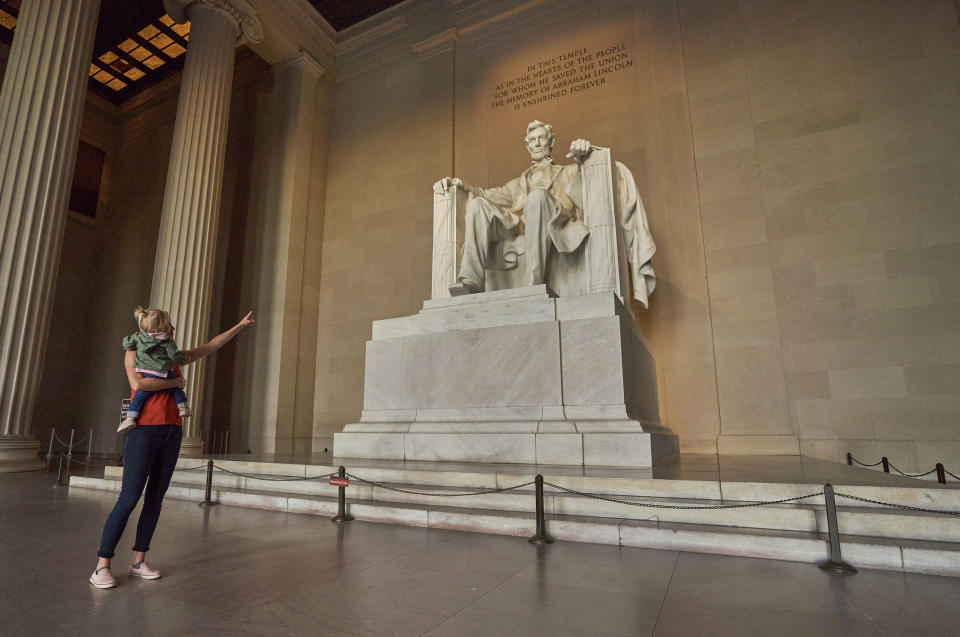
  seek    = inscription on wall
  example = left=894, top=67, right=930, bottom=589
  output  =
left=490, top=44, right=633, bottom=111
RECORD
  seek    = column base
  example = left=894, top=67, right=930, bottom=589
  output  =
left=0, top=435, right=44, bottom=472
left=179, top=435, right=205, bottom=455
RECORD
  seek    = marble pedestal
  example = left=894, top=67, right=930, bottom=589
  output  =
left=334, top=286, right=678, bottom=467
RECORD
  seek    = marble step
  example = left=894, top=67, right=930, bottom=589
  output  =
left=81, top=469, right=960, bottom=543
left=68, top=473, right=960, bottom=577
left=135, top=459, right=960, bottom=511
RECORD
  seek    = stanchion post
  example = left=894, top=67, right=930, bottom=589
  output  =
left=846, top=452, right=852, bottom=466
left=332, top=466, right=354, bottom=523
left=528, top=474, right=553, bottom=545
left=818, top=483, right=857, bottom=574
left=56, top=453, right=67, bottom=486
left=86, top=428, right=94, bottom=460
left=936, top=463, right=946, bottom=484
left=67, top=429, right=75, bottom=460
left=881, top=456, right=889, bottom=473
left=45, top=429, right=55, bottom=470
left=198, top=459, right=218, bottom=507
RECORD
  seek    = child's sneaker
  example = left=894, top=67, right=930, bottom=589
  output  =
left=177, top=404, right=192, bottom=417
left=117, top=417, right=137, bottom=433
left=89, top=566, right=117, bottom=589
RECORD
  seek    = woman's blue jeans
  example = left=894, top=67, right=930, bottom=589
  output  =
left=98, top=425, right=182, bottom=558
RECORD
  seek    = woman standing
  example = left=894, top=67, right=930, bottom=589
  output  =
left=90, top=310, right=255, bottom=589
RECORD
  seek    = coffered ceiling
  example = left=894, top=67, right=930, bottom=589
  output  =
left=0, top=0, right=406, bottom=104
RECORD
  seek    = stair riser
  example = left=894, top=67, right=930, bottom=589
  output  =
left=120, top=471, right=960, bottom=541
left=157, top=462, right=960, bottom=511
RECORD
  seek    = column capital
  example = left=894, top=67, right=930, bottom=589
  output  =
left=412, top=28, right=459, bottom=61
left=164, top=0, right=264, bottom=45
left=276, top=51, right=325, bottom=81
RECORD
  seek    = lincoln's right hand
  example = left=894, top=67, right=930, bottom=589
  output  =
left=433, top=177, right=464, bottom=195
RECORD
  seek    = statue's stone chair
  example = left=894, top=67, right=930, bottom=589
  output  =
left=334, top=148, right=677, bottom=468
left=432, top=148, right=654, bottom=305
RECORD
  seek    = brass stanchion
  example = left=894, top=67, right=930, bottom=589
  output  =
left=818, top=484, right=857, bottom=574
left=528, top=474, right=553, bottom=545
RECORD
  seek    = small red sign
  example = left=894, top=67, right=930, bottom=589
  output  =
left=329, top=476, right=349, bottom=488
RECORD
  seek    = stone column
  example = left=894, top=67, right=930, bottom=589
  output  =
left=0, top=0, right=101, bottom=472
left=247, top=52, right=325, bottom=455
left=157, top=0, right=262, bottom=453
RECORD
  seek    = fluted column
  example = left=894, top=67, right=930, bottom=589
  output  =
left=156, top=0, right=262, bottom=453
left=0, top=0, right=101, bottom=472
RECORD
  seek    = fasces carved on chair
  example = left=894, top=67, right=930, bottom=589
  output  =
left=432, top=120, right=656, bottom=309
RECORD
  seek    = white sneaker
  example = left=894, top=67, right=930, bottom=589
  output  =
left=177, top=404, right=192, bottom=417
left=89, top=566, right=117, bottom=589
left=117, top=417, right=137, bottom=433
left=128, top=560, right=162, bottom=580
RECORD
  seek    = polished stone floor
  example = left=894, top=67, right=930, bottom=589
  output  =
left=3, top=471, right=960, bottom=636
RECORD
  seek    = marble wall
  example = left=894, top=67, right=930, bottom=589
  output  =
left=680, top=0, right=960, bottom=468
left=6, top=0, right=958, bottom=467
left=316, top=0, right=960, bottom=468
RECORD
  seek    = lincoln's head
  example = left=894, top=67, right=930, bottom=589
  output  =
left=524, top=120, right=555, bottom=161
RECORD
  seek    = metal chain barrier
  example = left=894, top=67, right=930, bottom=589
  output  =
left=212, top=464, right=338, bottom=482
left=833, top=491, right=960, bottom=517
left=886, top=463, right=938, bottom=479
left=52, top=431, right=88, bottom=448
left=544, top=481, right=824, bottom=510
left=345, top=471, right=535, bottom=496
left=847, top=452, right=960, bottom=483
left=173, top=464, right=209, bottom=472
left=67, top=456, right=121, bottom=469
left=847, top=454, right=884, bottom=468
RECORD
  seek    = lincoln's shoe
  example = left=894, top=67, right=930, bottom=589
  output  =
left=449, top=278, right=481, bottom=296
left=89, top=566, right=117, bottom=589
left=128, top=561, right=162, bottom=580
left=117, top=417, right=137, bottom=433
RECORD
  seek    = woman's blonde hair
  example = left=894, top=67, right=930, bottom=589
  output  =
left=134, top=306, right=173, bottom=333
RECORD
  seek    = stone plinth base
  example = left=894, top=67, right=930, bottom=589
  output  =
left=334, top=286, right=678, bottom=468
left=335, top=431, right=678, bottom=467
left=0, top=436, right=43, bottom=473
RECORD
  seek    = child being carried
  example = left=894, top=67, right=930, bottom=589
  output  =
left=118, top=306, right=190, bottom=433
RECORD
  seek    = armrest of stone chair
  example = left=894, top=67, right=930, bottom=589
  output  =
left=431, top=186, right=467, bottom=299
left=579, top=147, right=632, bottom=304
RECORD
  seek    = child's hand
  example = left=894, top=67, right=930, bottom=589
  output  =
left=239, top=311, right=255, bottom=327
